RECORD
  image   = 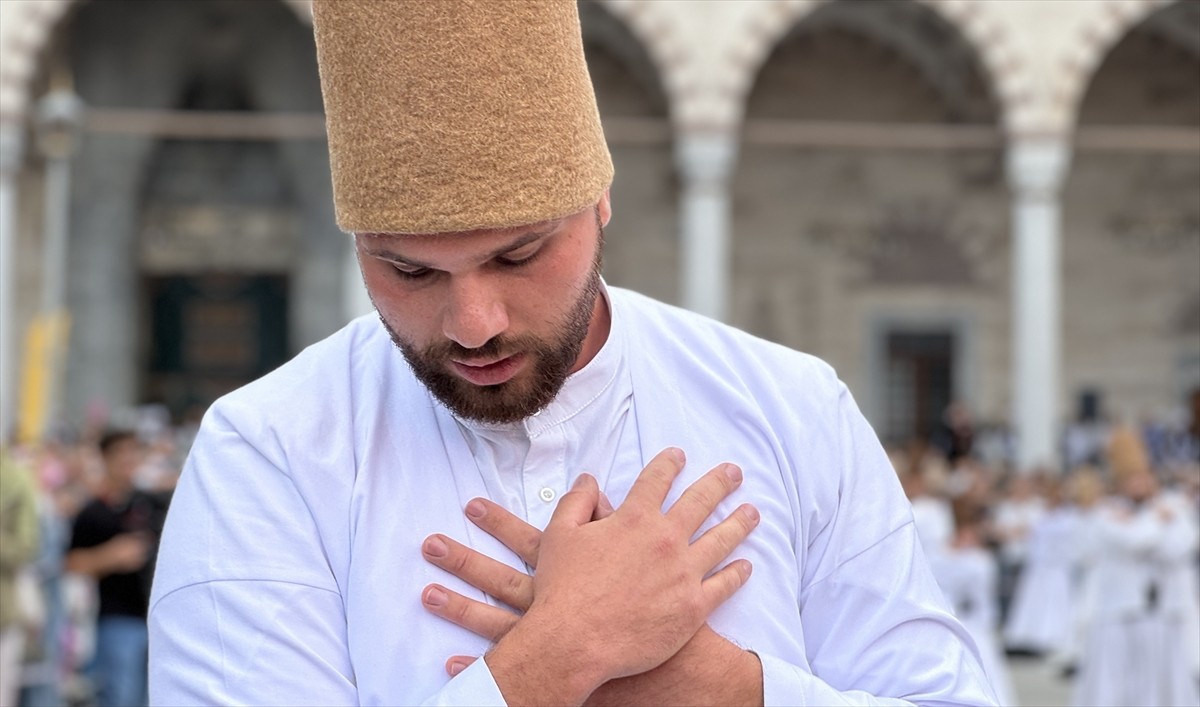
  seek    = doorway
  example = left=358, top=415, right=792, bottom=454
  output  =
left=883, top=330, right=955, bottom=444
left=143, top=274, right=288, bottom=419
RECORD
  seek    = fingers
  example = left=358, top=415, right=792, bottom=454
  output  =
left=464, top=498, right=542, bottom=567
left=547, top=473, right=601, bottom=529
left=699, top=559, right=753, bottom=616
left=690, top=504, right=760, bottom=573
left=423, top=534, right=535, bottom=611
left=667, top=462, right=743, bottom=535
left=622, top=447, right=686, bottom=512
left=445, top=656, right=478, bottom=677
left=422, top=583, right=520, bottom=642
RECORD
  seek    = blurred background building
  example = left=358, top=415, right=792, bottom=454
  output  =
left=0, top=0, right=1197, bottom=473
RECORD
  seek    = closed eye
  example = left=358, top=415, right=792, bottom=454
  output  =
left=391, top=263, right=433, bottom=280
left=495, top=249, right=543, bottom=268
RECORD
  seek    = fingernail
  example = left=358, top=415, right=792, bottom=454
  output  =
left=448, top=661, right=467, bottom=677
left=668, top=447, right=685, bottom=464
left=739, top=561, right=753, bottom=580
left=743, top=504, right=760, bottom=524
left=573, top=473, right=592, bottom=490
left=598, top=492, right=614, bottom=515
left=424, top=586, right=448, bottom=607
left=423, top=536, right=448, bottom=558
left=724, top=464, right=743, bottom=485
left=465, top=499, right=486, bottom=519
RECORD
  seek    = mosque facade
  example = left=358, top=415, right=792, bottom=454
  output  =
left=0, top=0, right=1196, bottom=471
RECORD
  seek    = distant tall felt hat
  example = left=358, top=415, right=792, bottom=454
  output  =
left=312, top=0, right=613, bottom=235
left=1107, top=424, right=1150, bottom=479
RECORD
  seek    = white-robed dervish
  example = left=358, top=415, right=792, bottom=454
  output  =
left=1073, top=469, right=1200, bottom=707
left=1003, top=486, right=1081, bottom=657
left=147, top=2, right=998, bottom=705
left=928, top=504, right=1017, bottom=707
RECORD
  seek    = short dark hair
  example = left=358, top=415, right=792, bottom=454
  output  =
left=98, top=428, right=139, bottom=456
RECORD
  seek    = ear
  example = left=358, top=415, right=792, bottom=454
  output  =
left=597, top=188, right=612, bottom=228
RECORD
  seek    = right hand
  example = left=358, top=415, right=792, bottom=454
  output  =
left=485, top=448, right=758, bottom=700
left=104, top=533, right=150, bottom=572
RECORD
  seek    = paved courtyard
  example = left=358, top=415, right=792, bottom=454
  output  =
left=1009, top=656, right=1072, bottom=707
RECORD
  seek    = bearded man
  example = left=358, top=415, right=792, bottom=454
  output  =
left=148, top=2, right=998, bottom=705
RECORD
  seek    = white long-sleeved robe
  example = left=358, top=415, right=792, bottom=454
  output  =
left=1072, top=495, right=1200, bottom=707
left=149, top=287, right=997, bottom=706
left=1004, top=506, right=1080, bottom=654
left=928, top=546, right=1016, bottom=707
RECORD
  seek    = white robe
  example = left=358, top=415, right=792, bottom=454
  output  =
left=928, top=547, right=1017, bottom=707
left=148, top=287, right=997, bottom=706
left=1004, top=506, right=1080, bottom=654
left=1072, top=495, right=1200, bottom=707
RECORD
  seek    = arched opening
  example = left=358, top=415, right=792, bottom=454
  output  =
left=732, top=0, right=1006, bottom=444
left=22, top=0, right=340, bottom=424
left=1061, top=0, right=1200, bottom=426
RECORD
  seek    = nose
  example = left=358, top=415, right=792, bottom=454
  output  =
left=442, top=275, right=509, bottom=349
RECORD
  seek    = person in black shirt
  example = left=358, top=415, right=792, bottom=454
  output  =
left=67, top=429, right=168, bottom=707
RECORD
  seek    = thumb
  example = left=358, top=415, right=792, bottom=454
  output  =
left=549, top=473, right=600, bottom=529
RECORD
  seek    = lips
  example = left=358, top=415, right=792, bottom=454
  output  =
left=450, top=353, right=527, bottom=386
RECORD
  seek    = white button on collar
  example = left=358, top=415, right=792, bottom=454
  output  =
left=538, top=487, right=556, bottom=503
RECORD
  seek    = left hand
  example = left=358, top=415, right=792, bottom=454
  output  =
left=421, top=496, right=763, bottom=706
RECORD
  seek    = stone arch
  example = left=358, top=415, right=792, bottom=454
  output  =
left=0, top=0, right=690, bottom=127
left=714, top=0, right=1026, bottom=131
left=590, top=0, right=690, bottom=113
left=1052, top=0, right=1178, bottom=130
left=0, top=0, right=313, bottom=128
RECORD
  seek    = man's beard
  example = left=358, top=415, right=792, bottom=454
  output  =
left=380, top=228, right=603, bottom=425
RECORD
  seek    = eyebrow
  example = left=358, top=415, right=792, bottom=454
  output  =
left=361, top=228, right=554, bottom=269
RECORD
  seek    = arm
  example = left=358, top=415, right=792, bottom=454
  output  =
left=0, top=456, right=40, bottom=572
left=148, top=405, right=360, bottom=706
left=64, top=533, right=148, bottom=578
left=776, top=386, right=996, bottom=706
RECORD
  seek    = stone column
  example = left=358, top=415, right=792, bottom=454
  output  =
left=675, top=131, right=738, bottom=321
left=1006, top=137, right=1071, bottom=472
left=0, top=126, right=23, bottom=439
left=63, top=134, right=152, bottom=420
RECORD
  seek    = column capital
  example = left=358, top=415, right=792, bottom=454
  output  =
left=1006, top=136, right=1072, bottom=199
left=674, top=130, right=739, bottom=188
left=0, top=125, right=25, bottom=175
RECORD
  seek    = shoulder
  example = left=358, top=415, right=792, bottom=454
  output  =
left=74, top=498, right=110, bottom=522
left=610, top=287, right=843, bottom=403
left=216, top=314, right=386, bottom=414
left=201, top=314, right=424, bottom=457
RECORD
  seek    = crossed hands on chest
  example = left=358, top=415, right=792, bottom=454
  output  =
left=420, top=447, right=764, bottom=706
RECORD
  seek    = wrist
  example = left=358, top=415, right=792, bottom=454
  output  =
left=486, top=611, right=606, bottom=706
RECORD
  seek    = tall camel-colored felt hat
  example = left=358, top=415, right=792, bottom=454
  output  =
left=312, top=0, right=613, bottom=235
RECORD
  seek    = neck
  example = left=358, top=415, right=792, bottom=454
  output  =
left=102, top=476, right=133, bottom=502
left=568, top=287, right=611, bottom=375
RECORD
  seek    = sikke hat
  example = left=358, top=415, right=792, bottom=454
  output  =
left=312, top=0, right=613, bottom=235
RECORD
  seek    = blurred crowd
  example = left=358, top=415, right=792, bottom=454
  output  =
left=897, top=396, right=1200, bottom=707
left=1, top=405, right=192, bottom=707
left=1, top=396, right=1198, bottom=707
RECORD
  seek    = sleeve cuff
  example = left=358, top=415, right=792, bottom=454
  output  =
left=420, top=659, right=508, bottom=707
